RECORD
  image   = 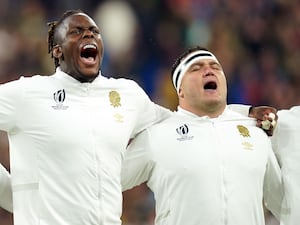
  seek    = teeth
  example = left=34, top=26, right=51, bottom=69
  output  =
left=83, top=44, right=96, bottom=49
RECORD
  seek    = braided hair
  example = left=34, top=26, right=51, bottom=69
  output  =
left=47, top=9, right=83, bottom=68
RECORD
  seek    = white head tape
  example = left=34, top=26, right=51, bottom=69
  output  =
left=172, top=50, right=219, bottom=93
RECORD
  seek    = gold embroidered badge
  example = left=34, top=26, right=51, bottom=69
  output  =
left=237, top=125, right=250, bottom=137
left=109, top=91, right=121, bottom=107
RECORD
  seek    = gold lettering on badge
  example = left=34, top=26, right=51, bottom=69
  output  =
left=113, top=113, right=124, bottom=123
left=109, top=91, right=121, bottom=107
left=242, top=142, right=253, bottom=150
left=237, top=125, right=250, bottom=137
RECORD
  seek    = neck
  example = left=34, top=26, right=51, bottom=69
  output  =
left=58, top=67, right=99, bottom=83
left=74, top=75, right=97, bottom=83
left=179, top=103, right=226, bottom=118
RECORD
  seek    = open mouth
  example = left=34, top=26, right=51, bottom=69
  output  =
left=80, top=44, right=97, bottom=63
left=204, top=81, right=217, bottom=90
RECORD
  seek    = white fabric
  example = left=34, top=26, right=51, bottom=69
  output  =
left=271, top=106, right=300, bottom=225
left=0, top=67, right=171, bottom=225
left=0, top=164, right=12, bottom=212
left=122, top=107, right=283, bottom=225
left=227, top=104, right=251, bottom=116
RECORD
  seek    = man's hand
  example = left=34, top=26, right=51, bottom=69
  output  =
left=249, top=106, right=278, bottom=136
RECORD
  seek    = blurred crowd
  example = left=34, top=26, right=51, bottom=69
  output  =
left=1, top=0, right=299, bottom=224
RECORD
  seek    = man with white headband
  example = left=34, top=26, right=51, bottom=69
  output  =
left=172, top=49, right=219, bottom=93
left=121, top=46, right=284, bottom=225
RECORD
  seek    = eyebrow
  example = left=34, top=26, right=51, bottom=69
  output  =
left=188, top=60, right=220, bottom=68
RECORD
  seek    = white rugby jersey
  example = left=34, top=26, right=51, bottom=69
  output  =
left=0, top=164, right=12, bottom=212
left=122, top=107, right=283, bottom=225
left=272, top=106, right=300, bottom=225
left=0, top=67, right=170, bottom=225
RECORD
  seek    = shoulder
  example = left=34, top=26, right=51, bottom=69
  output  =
left=221, top=108, right=257, bottom=127
left=275, top=106, right=300, bottom=131
left=275, top=106, right=300, bottom=128
left=103, top=76, right=152, bottom=107
left=103, top=76, right=142, bottom=90
left=0, top=74, right=52, bottom=90
left=225, top=108, right=250, bottom=119
left=143, top=112, right=185, bottom=132
left=278, top=106, right=300, bottom=118
left=222, top=109, right=269, bottom=137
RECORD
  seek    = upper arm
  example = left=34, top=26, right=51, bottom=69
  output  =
left=121, top=130, right=153, bottom=191
left=0, top=164, right=13, bottom=212
left=0, top=81, right=23, bottom=131
left=263, top=146, right=283, bottom=220
left=130, top=82, right=172, bottom=137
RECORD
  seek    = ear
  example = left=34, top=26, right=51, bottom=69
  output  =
left=52, top=45, right=63, bottom=58
left=178, top=88, right=184, bottom=98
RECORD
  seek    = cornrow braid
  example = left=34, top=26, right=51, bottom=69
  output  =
left=47, top=9, right=83, bottom=68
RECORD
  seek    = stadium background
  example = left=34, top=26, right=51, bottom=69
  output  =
left=1, top=0, right=299, bottom=224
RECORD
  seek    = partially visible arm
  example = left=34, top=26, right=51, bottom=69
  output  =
left=129, top=81, right=172, bottom=138
left=121, top=130, right=153, bottom=192
left=0, top=130, right=12, bottom=212
left=263, top=145, right=285, bottom=221
left=0, top=164, right=12, bottom=212
left=228, top=104, right=277, bottom=136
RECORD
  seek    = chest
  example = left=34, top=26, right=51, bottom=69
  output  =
left=14, top=89, right=140, bottom=151
left=150, top=121, right=270, bottom=177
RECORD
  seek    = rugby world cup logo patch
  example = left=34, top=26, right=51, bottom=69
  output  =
left=52, top=89, right=69, bottom=110
left=176, top=124, right=194, bottom=141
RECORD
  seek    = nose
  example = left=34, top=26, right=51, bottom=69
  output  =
left=83, top=29, right=94, bottom=38
left=203, top=65, right=214, bottom=76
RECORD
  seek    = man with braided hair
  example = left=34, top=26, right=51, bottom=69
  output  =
left=0, top=9, right=171, bottom=225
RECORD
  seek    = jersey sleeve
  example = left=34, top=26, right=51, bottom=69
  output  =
left=263, top=145, right=284, bottom=220
left=0, top=79, right=23, bottom=132
left=121, top=129, right=153, bottom=191
left=0, top=164, right=13, bottom=212
left=130, top=82, right=172, bottom=138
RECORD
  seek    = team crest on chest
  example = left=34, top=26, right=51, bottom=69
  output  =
left=237, top=125, right=250, bottom=137
left=109, top=91, right=121, bottom=107
left=237, top=125, right=253, bottom=150
left=109, top=90, right=123, bottom=122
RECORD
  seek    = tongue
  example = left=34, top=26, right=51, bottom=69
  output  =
left=81, top=57, right=95, bottom=65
